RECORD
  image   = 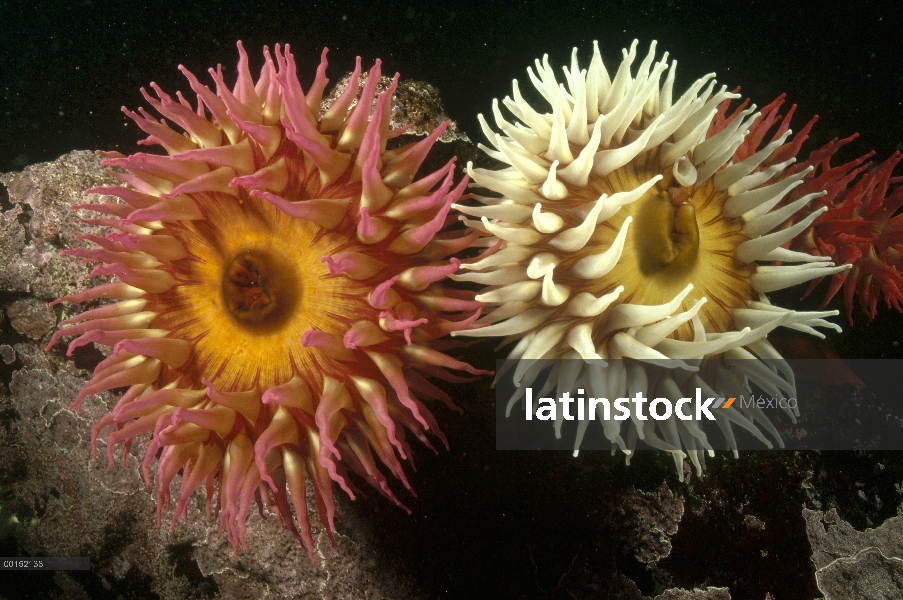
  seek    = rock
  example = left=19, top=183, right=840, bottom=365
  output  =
left=321, top=72, right=470, bottom=143
left=0, top=150, right=118, bottom=300
left=0, top=344, right=15, bottom=364
left=6, top=298, right=57, bottom=340
left=804, top=507, right=903, bottom=598
left=653, top=587, right=732, bottom=600
left=616, top=482, right=684, bottom=564
left=321, top=71, right=492, bottom=175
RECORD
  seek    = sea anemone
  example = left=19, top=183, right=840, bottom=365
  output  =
left=786, top=141, right=903, bottom=324
left=453, top=40, right=851, bottom=477
left=46, top=41, right=486, bottom=558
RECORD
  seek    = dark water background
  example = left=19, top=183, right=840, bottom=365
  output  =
left=2, top=1, right=903, bottom=598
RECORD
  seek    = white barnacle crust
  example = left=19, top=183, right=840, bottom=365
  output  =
left=454, top=40, right=852, bottom=479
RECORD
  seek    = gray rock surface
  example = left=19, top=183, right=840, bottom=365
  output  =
left=6, top=298, right=57, bottom=340
left=653, top=588, right=731, bottom=600
left=0, top=151, right=117, bottom=300
left=322, top=72, right=470, bottom=143
left=616, top=483, right=684, bottom=564
left=805, top=507, right=903, bottom=599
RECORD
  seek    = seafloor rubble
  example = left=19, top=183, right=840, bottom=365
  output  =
left=2, top=80, right=903, bottom=598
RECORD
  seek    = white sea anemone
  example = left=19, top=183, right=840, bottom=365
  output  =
left=452, top=40, right=852, bottom=478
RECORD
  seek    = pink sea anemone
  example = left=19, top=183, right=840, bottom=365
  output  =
left=46, top=41, right=486, bottom=559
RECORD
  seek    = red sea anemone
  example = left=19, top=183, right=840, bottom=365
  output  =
left=785, top=139, right=903, bottom=323
left=46, top=41, right=486, bottom=559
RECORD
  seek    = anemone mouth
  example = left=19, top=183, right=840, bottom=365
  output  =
left=593, top=165, right=756, bottom=341
left=222, top=248, right=301, bottom=332
left=632, top=185, right=700, bottom=277
left=151, top=192, right=369, bottom=392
